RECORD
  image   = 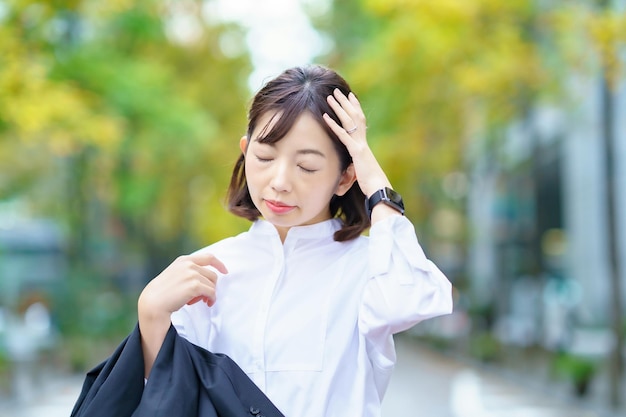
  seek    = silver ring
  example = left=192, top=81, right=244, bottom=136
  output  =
left=346, top=126, right=358, bottom=134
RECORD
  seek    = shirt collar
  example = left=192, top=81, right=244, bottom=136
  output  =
left=250, top=218, right=342, bottom=241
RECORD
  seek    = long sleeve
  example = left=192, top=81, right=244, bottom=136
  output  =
left=359, top=215, right=453, bottom=374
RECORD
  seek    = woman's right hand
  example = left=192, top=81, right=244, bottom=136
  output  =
left=139, top=251, right=228, bottom=317
left=138, top=251, right=228, bottom=377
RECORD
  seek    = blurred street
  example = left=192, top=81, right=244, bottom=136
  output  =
left=0, top=372, right=82, bottom=417
left=382, top=336, right=621, bottom=417
left=1, top=335, right=622, bottom=417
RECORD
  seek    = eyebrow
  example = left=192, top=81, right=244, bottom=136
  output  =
left=296, top=149, right=326, bottom=158
left=253, top=140, right=326, bottom=159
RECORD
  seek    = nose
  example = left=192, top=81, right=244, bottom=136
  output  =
left=269, top=160, right=292, bottom=193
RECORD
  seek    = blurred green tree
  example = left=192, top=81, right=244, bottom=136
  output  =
left=318, top=0, right=550, bottom=226
left=315, top=0, right=624, bottom=228
left=0, top=0, right=252, bottom=282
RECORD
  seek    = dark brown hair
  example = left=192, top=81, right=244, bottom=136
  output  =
left=226, top=65, right=369, bottom=241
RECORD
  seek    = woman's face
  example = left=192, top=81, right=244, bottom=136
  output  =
left=241, top=111, right=355, bottom=241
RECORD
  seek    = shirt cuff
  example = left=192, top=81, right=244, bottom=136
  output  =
left=368, top=215, right=430, bottom=277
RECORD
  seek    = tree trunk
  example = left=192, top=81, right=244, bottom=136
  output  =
left=600, top=45, right=624, bottom=410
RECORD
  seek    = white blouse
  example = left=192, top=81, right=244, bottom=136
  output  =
left=171, top=215, right=452, bottom=417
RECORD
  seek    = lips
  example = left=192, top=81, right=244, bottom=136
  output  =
left=264, top=199, right=296, bottom=214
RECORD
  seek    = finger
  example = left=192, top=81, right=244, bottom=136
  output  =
left=332, top=88, right=356, bottom=113
left=327, top=95, right=356, bottom=132
left=329, top=89, right=355, bottom=115
left=333, top=89, right=366, bottom=126
left=186, top=278, right=217, bottom=305
left=191, top=263, right=220, bottom=285
left=187, top=295, right=209, bottom=305
left=188, top=251, right=229, bottom=274
left=323, top=113, right=352, bottom=147
left=344, top=91, right=366, bottom=127
left=187, top=295, right=216, bottom=307
left=347, top=92, right=363, bottom=113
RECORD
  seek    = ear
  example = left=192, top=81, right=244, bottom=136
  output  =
left=239, top=136, right=248, bottom=154
left=334, top=164, right=357, bottom=197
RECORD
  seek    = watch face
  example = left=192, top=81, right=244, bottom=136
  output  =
left=366, top=187, right=405, bottom=217
left=385, top=188, right=403, bottom=206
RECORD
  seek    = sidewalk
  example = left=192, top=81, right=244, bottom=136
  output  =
left=0, top=373, right=82, bottom=417
left=383, top=335, right=624, bottom=417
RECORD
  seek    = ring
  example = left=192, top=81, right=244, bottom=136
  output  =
left=346, top=126, right=358, bottom=134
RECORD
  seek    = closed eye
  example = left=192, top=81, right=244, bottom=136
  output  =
left=298, top=165, right=317, bottom=174
left=255, top=155, right=273, bottom=163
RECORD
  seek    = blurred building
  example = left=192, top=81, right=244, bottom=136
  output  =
left=0, top=210, right=66, bottom=309
left=466, top=73, right=626, bottom=351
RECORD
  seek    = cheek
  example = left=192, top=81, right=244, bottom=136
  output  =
left=244, top=154, right=257, bottom=176
left=243, top=158, right=257, bottom=190
left=243, top=158, right=251, bottom=179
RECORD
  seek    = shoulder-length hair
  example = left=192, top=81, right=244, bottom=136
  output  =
left=226, top=65, right=369, bottom=241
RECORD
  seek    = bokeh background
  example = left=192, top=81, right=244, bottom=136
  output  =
left=0, top=0, right=625, bottom=414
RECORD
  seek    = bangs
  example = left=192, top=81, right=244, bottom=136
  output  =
left=250, top=85, right=351, bottom=167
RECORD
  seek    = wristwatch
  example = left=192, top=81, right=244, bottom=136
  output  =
left=365, top=187, right=405, bottom=218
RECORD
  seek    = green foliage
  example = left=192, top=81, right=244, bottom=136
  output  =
left=315, top=0, right=625, bottom=235
left=0, top=349, right=9, bottom=396
left=52, top=265, right=136, bottom=339
left=0, top=349, right=8, bottom=372
left=49, top=262, right=139, bottom=370
left=0, top=0, right=253, bottom=268
left=552, top=353, right=596, bottom=383
left=551, top=352, right=597, bottom=396
left=314, top=0, right=544, bottom=233
left=469, top=332, right=501, bottom=363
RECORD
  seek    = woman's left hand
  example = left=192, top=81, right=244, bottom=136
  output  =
left=323, top=89, right=391, bottom=198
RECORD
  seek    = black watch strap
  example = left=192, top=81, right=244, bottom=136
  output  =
left=365, top=187, right=405, bottom=218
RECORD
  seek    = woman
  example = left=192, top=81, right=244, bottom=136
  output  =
left=138, top=65, right=453, bottom=416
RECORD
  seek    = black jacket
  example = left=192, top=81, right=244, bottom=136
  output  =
left=70, top=324, right=285, bottom=417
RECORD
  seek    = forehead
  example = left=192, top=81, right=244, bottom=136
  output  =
left=251, top=111, right=334, bottom=149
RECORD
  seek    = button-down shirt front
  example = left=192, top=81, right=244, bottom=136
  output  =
left=171, top=216, right=452, bottom=417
